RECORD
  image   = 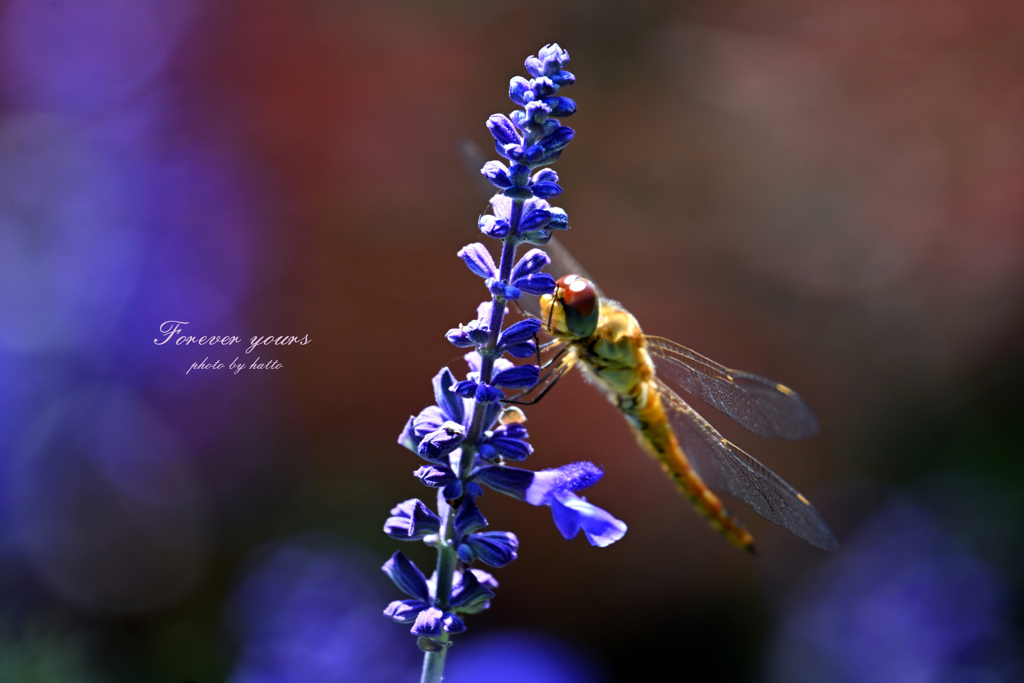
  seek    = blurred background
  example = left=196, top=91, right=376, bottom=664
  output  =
left=1, top=0, right=1022, bottom=681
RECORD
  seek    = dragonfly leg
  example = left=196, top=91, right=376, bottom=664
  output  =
left=502, top=362, right=569, bottom=406
left=529, top=337, right=567, bottom=371
left=540, top=343, right=568, bottom=371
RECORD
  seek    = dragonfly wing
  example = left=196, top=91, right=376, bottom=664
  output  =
left=655, top=378, right=838, bottom=550
left=646, top=336, right=820, bottom=440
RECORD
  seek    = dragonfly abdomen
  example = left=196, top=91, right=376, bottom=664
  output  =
left=626, top=382, right=757, bottom=553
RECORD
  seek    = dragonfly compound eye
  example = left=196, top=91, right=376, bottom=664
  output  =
left=556, top=274, right=599, bottom=339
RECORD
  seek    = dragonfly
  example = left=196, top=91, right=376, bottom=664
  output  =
left=459, top=140, right=838, bottom=553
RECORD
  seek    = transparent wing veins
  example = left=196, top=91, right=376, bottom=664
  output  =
left=656, top=378, right=838, bottom=551
left=647, top=336, right=820, bottom=440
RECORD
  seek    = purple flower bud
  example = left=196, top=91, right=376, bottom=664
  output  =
left=449, top=569, right=495, bottom=613
left=509, top=110, right=528, bottom=131
left=417, top=421, right=466, bottom=460
left=499, top=141, right=525, bottom=162
left=481, top=160, right=513, bottom=189
left=454, top=495, right=488, bottom=536
left=412, top=607, right=445, bottom=637
left=493, top=423, right=528, bottom=441
left=551, top=70, right=575, bottom=86
left=547, top=207, right=569, bottom=231
left=510, top=249, right=551, bottom=280
left=512, top=273, right=556, bottom=296
left=538, top=126, right=574, bottom=155
left=524, top=144, right=546, bottom=163
left=532, top=168, right=559, bottom=184
left=442, top=479, right=464, bottom=500
left=456, top=544, right=473, bottom=563
left=486, top=113, right=520, bottom=146
left=460, top=531, right=519, bottom=567
left=519, top=208, right=552, bottom=234
left=497, top=318, right=542, bottom=347
left=451, top=379, right=478, bottom=399
left=446, top=319, right=489, bottom=348
left=503, top=341, right=537, bottom=359
left=525, top=100, right=551, bottom=125
left=443, top=612, right=467, bottom=634
left=524, top=55, right=545, bottom=79
left=466, top=482, right=484, bottom=498
left=382, top=551, right=430, bottom=602
left=479, top=215, right=510, bottom=239
left=384, top=599, right=431, bottom=624
left=540, top=118, right=561, bottom=136
left=492, top=364, right=539, bottom=389
left=474, top=382, right=504, bottom=405
left=537, top=43, right=570, bottom=74
left=385, top=499, right=442, bottom=540
left=543, top=96, right=576, bottom=117
left=508, top=76, right=534, bottom=106
left=531, top=76, right=557, bottom=98
left=414, top=464, right=456, bottom=488
left=458, top=243, right=498, bottom=280
left=530, top=182, right=562, bottom=199
left=484, top=435, right=533, bottom=462
left=445, top=327, right=475, bottom=348
left=485, top=421, right=532, bottom=458
left=487, top=279, right=521, bottom=301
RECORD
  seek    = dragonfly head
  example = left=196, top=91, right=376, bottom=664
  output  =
left=541, top=274, right=600, bottom=340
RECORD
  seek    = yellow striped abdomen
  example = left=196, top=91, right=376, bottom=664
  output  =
left=624, top=379, right=756, bottom=553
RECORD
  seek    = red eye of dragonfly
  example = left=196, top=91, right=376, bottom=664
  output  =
left=557, top=274, right=596, bottom=318
left=556, top=274, right=598, bottom=338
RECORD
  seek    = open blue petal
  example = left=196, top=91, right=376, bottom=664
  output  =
left=549, top=490, right=627, bottom=547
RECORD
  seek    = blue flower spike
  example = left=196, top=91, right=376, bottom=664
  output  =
left=385, top=45, right=626, bottom=683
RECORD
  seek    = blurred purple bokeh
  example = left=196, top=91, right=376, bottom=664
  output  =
left=225, top=538, right=419, bottom=683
